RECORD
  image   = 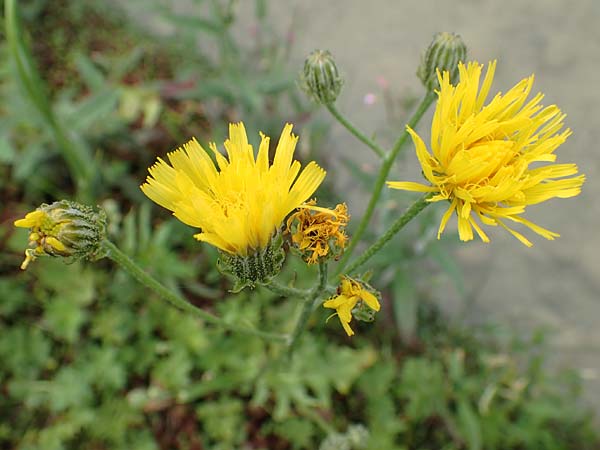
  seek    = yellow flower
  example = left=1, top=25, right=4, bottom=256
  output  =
left=323, top=276, right=381, bottom=336
left=14, top=201, right=107, bottom=270
left=388, top=61, right=585, bottom=246
left=286, top=200, right=349, bottom=264
left=141, top=122, right=326, bottom=256
left=14, top=210, right=67, bottom=269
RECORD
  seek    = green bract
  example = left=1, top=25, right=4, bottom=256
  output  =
left=300, top=49, right=344, bottom=105
left=417, top=31, right=467, bottom=91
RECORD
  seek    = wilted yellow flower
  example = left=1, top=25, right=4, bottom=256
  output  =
left=323, top=276, right=380, bottom=336
left=286, top=200, right=349, bottom=264
left=141, top=122, right=326, bottom=256
left=14, top=201, right=107, bottom=270
left=388, top=61, right=585, bottom=246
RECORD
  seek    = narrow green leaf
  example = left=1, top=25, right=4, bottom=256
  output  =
left=0, top=134, right=16, bottom=163
left=66, top=89, right=120, bottom=132
left=110, top=46, right=144, bottom=80
left=457, top=399, right=482, bottom=450
left=74, top=53, right=106, bottom=90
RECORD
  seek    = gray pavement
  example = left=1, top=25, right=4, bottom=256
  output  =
left=264, top=0, right=600, bottom=410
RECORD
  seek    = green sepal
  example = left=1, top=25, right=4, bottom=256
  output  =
left=350, top=275, right=381, bottom=323
left=217, top=231, right=285, bottom=293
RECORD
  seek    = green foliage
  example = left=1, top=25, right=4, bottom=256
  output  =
left=253, top=336, right=376, bottom=420
left=3, top=238, right=596, bottom=449
left=352, top=327, right=598, bottom=450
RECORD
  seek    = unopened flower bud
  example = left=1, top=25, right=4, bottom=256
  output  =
left=417, top=32, right=467, bottom=91
left=217, top=231, right=285, bottom=292
left=14, top=200, right=107, bottom=270
left=300, top=50, right=343, bottom=105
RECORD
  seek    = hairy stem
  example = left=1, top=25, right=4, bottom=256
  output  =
left=335, top=91, right=436, bottom=275
left=326, top=103, right=386, bottom=159
left=287, top=261, right=328, bottom=354
left=101, top=240, right=288, bottom=342
left=344, top=194, right=432, bottom=275
left=265, top=281, right=311, bottom=299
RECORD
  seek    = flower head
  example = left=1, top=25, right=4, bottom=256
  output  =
left=286, top=200, right=349, bottom=264
left=14, top=201, right=107, bottom=270
left=388, top=61, right=585, bottom=246
left=141, top=123, right=325, bottom=289
left=323, top=276, right=381, bottom=336
left=141, top=122, right=326, bottom=255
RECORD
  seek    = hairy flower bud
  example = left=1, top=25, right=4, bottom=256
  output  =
left=300, top=49, right=343, bottom=104
left=217, top=231, right=285, bottom=292
left=417, top=32, right=467, bottom=91
left=14, top=200, right=107, bottom=270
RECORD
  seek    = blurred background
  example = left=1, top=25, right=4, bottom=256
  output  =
left=1, top=0, right=599, bottom=449
left=250, top=0, right=600, bottom=408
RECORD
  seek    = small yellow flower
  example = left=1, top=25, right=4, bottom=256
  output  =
left=14, top=210, right=67, bottom=269
left=286, top=200, right=349, bottom=264
left=323, top=276, right=381, bottom=336
left=14, top=201, right=107, bottom=270
left=141, top=122, right=326, bottom=256
left=388, top=61, right=585, bottom=246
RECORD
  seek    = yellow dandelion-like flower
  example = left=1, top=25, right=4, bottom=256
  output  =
left=387, top=61, right=585, bottom=246
left=286, top=200, right=349, bottom=264
left=141, top=122, right=326, bottom=256
left=323, top=276, right=381, bottom=337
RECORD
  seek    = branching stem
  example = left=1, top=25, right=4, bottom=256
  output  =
left=335, top=91, right=436, bottom=276
left=101, top=240, right=288, bottom=342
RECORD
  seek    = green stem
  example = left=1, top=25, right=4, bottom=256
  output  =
left=5, top=0, right=94, bottom=201
left=326, top=103, right=386, bottom=159
left=101, top=240, right=288, bottom=343
left=344, top=194, right=432, bottom=275
left=287, top=261, right=328, bottom=354
left=335, top=91, right=436, bottom=275
left=265, top=281, right=310, bottom=299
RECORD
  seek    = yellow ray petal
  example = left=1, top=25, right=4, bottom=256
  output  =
left=142, top=122, right=326, bottom=256
left=386, top=181, right=438, bottom=192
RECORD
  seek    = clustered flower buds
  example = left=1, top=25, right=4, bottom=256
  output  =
left=13, top=200, right=107, bottom=270
left=300, top=49, right=343, bottom=105
left=417, top=32, right=467, bottom=91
